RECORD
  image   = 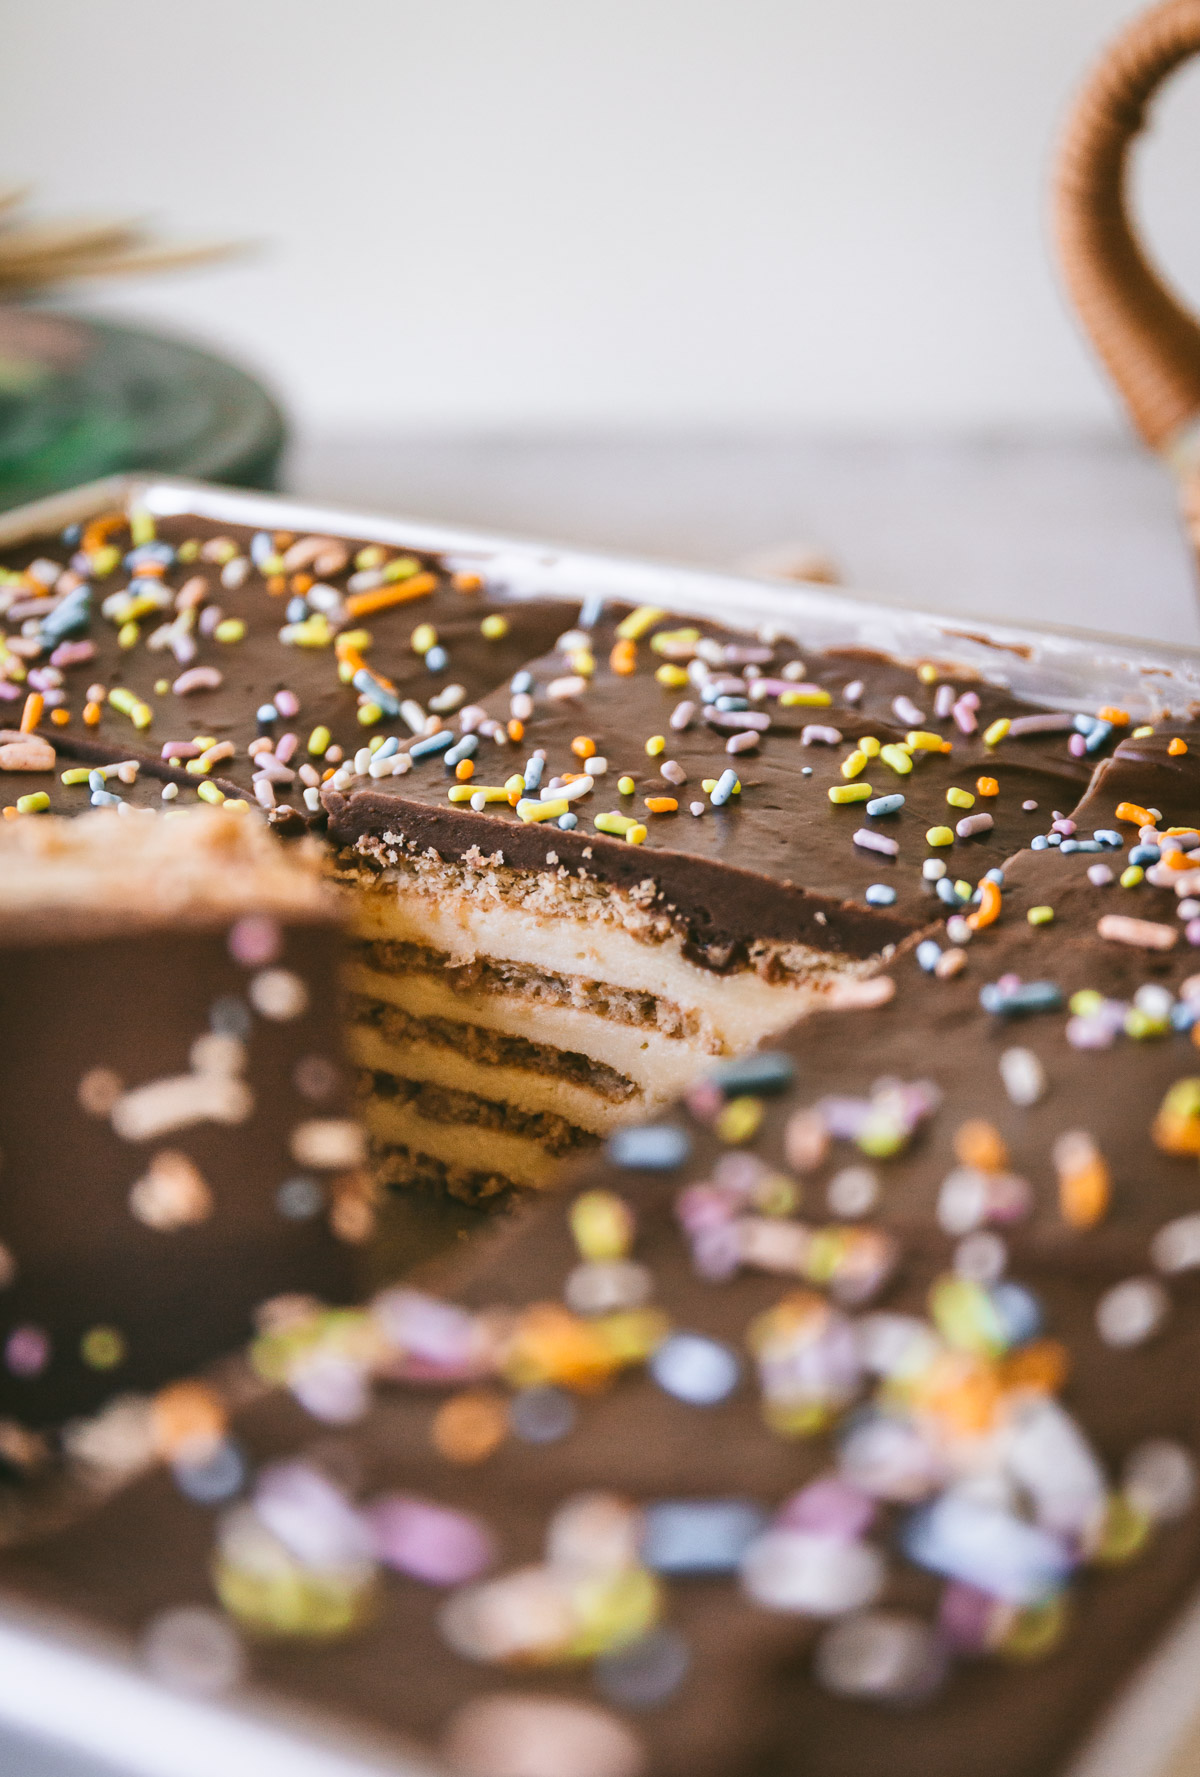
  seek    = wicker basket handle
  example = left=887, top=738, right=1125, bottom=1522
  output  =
left=1054, top=0, right=1200, bottom=453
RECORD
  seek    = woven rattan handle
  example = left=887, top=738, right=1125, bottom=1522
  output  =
left=1054, top=0, right=1200, bottom=451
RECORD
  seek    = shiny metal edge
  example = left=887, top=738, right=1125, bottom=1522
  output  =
left=0, top=474, right=1198, bottom=1775
left=1, top=473, right=1198, bottom=716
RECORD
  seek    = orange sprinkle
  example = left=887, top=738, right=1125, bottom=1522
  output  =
left=953, top=1118, right=1007, bottom=1172
left=266, top=574, right=286, bottom=596
left=291, top=572, right=314, bottom=595
left=455, top=758, right=475, bottom=781
left=19, top=692, right=43, bottom=733
left=431, top=1389, right=507, bottom=1464
left=571, top=736, right=597, bottom=760
left=645, top=796, right=678, bottom=814
left=1059, top=1160, right=1109, bottom=1228
left=50, top=708, right=70, bottom=727
left=1097, top=706, right=1130, bottom=726
left=1000, top=1339, right=1069, bottom=1395
left=1169, top=737, right=1189, bottom=757
left=2, top=806, right=19, bottom=821
left=151, top=1380, right=226, bottom=1461
left=967, top=877, right=1002, bottom=930
left=452, top=571, right=483, bottom=594
left=345, top=573, right=438, bottom=620
left=610, top=638, right=638, bottom=676
left=1115, top=800, right=1153, bottom=826
left=507, top=718, right=525, bottom=742
left=81, top=512, right=125, bottom=555
left=83, top=700, right=102, bottom=727
left=975, top=776, right=999, bottom=798
left=134, top=559, right=166, bottom=579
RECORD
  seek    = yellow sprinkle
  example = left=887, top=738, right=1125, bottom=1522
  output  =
left=779, top=687, right=832, bottom=707
left=450, top=784, right=509, bottom=802
left=907, top=730, right=950, bottom=752
left=954, top=880, right=971, bottom=900
left=841, top=750, right=868, bottom=779
left=214, top=618, right=247, bottom=644
left=337, top=628, right=373, bottom=653
left=570, top=649, right=595, bottom=677
left=595, top=811, right=640, bottom=836
left=626, top=823, right=647, bottom=844
left=645, top=735, right=666, bottom=757
left=505, top=774, right=526, bottom=795
left=154, top=678, right=169, bottom=695
left=356, top=702, right=383, bottom=726
left=81, top=1325, right=126, bottom=1370
left=197, top=781, right=225, bottom=805
left=1132, top=724, right=1154, bottom=739
left=983, top=717, right=1011, bottom=747
left=926, top=825, right=954, bottom=847
left=129, top=509, right=156, bottom=546
left=1027, top=905, right=1055, bottom=926
left=308, top=726, right=331, bottom=756
left=618, top=775, right=636, bottom=794
left=880, top=744, right=913, bottom=776
left=858, top=736, right=881, bottom=758
left=411, top=623, right=438, bottom=655
left=616, top=605, right=666, bottom=642
left=481, top=614, right=509, bottom=640
left=701, top=778, right=717, bottom=793
left=1120, top=865, right=1144, bottom=888
left=716, top=1096, right=765, bottom=1144
left=654, top=663, right=689, bottom=688
left=16, top=792, right=49, bottom=814
left=117, top=620, right=140, bottom=649
left=108, top=687, right=152, bottom=729
left=649, top=627, right=700, bottom=656
left=60, top=768, right=91, bottom=785
left=946, top=787, right=975, bottom=808
left=383, top=555, right=422, bottom=581
left=828, top=782, right=873, bottom=804
left=517, top=798, right=568, bottom=822
left=917, top=663, right=938, bottom=685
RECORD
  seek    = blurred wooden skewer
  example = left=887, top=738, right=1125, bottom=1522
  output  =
left=0, top=191, right=241, bottom=294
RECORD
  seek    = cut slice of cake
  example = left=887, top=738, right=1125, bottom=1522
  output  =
left=0, top=807, right=370, bottom=1430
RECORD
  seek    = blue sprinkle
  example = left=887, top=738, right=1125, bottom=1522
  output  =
left=984, top=867, right=1005, bottom=885
left=979, top=980, right=1063, bottom=1017
left=801, top=766, right=813, bottom=776
left=936, top=878, right=961, bottom=906
left=640, top=1500, right=767, bottom=1575
left=916, top=939, right=942, bottom=972
left=1073, top=713, right=1101, bottom=736
left=710, top=768, right=738, bottom=808
left=1172, top=1002, right=1198, bottom=1032
left=990, top=1282, right=1042, bottom=1346
left=410, top=730, right=454, bottom=760
left=374, top=735, right=401, bottom=760
left=714, top=695, right=749, bottom=712
left=557, top=811, right=578, bottom=829
left=578, top=595, right=605, bottom=630
left=865, top=883, right=897, bottom=906
left=125, top=541, right=174, bottom=569
left=1085, top=719, right=1114, bottom=755
left=900, top=1495, right=1071, bottom=1600
left=351, top=668, right=401, bottom=717
left=1046, top=832, right=1063, bottom=847
left=1093, top=830, right=1123, bottom=848
left=90, top=788, right=121, bottom=807
left=425, top=645, right=449, bottom=673
left=706, top=1051, right=795, bottom=1096
left=511, top=670, right=533, bottom=695
left=1030, top=835, right=1049, bottom=851
left=865, top=793, right=905, bottom=817
left=60, top=522, right=82, bottom=547
left=250, top=531, right=275, bottom=566
left=523, top=755, right=544, bottom=792
left=39, top=584, right=91, bottom=643
left=1059, top=840, right=1079, bottom=854
left=256, top=703, right=278, bottom=725
left=88, top=769, right=106, bottom=792
left=607, top=1124, right=691, bottom=1170
left=650, top=1334, right=740, bottom=1406
left=1129, top=844, right=1161, bottom=867
left=286, top=596, right=309, bottom=623
left=444, top=734, right=478, bottom=768
left=210, top=996, right=252, bottom=1039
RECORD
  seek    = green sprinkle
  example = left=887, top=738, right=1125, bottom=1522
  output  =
left=1120, top=865, right=1144, bottom=888
left=1027, top=905, right=1055, bottom=926
left=16, top=792, right=49, bottom=814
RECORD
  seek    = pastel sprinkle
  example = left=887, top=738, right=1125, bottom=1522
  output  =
left=829, top=783, right=873, bottom=805
left=926, top=826, right=954, bottom=847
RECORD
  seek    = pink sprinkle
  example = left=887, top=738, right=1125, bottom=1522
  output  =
left=275, top=732, right=299, bottom=764
left=228, top=916, right=282, bottom=967
left=670, top=700, right=696, bottom=731
left=172, top=666, right=223, bottom=696
left=275, top=689, right=300, bottom=718
left=1022, top=800, right=1038, bottom=811
left=726, top=730, right=760, bottom=754
left=1097, top=914, right=1177, bottom=950
left=198, top=606, right=223, bottom=637
left=853, top=828, right=899, bottom=857
left=1187, top=919, right=1200, bottom=947
left=934, top=684, right=955, bottom=719
left=956, top=812, right=994, bottom=838
left=367, top=1495, right=494, bottom=1586
left=1087, top=863, right=1114, bottom=887
left=892, top=695, right=925, bottom=726
left=160, top=741, right=201, bottom=761
left=49, top=639, right=95, bottom=669
left=952, top=698, right=978, bottom=735
left=1068, top=733, right=1087, bottom=757
left=842, top=679, right=864, bottom=704
left=6, top=1325, right=49, bottom=1378
left=801, top=725, right=843, bottom=746
left=458, top=704, right=487, bottom=733
left=1051, top=818, right=1076, bottom=837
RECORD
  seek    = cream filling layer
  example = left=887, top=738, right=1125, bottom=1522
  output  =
left=364, top=1096, right=563, bottom=1191
left=349, top=883, right=845, bottom=1054
left=349, top=1025, right=634, bottom=1136
left=343, top=963, right=711, bottom=1101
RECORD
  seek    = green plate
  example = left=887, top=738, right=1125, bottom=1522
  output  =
left=0, top=307, right=286, bottom=509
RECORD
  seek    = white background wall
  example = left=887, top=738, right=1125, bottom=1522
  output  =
left=3, top=0, right=1200, bottom=436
